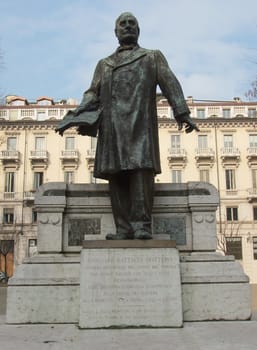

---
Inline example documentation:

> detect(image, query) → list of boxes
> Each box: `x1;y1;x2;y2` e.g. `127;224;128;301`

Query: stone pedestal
79;240;183;328
6;255;80;324
6;182;252;324
180;252;251;321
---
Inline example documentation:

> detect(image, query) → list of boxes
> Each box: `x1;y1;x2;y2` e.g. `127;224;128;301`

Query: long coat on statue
80;46;190;180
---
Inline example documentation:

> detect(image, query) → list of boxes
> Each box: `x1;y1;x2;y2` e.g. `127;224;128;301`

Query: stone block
6;255;80;324
79;242;183;328
182;283;251;321
180;252;251;321
7;285;79;323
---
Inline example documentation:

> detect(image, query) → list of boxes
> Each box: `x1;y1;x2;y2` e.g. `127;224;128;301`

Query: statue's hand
177;114;200;133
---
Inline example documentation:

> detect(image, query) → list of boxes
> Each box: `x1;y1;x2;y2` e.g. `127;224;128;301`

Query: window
248;109;257;118
249;135;257;148
253;237;257;259
3;208;14;224
32;209;38;224
65;137;75;150
253;207;257;220
197;109;205;119
33;172;44;190
37;110;47;121
7;137;16;150
171;170;182;183
10;99;25;106
38;99;51;106
198;135;208;149
9;110;18;121
222;109;231;118
252;169;257;189
35;137;45;150
199;169;210;182
226;207;238;221
28;239;37;257
91;137;97;150
5;172;15;192
64;171;74;184
171;135;181;149
223;134;233;148
225;237;242;260
225;169;236;190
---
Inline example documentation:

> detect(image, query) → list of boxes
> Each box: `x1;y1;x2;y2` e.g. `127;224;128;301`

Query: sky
0;0;256;103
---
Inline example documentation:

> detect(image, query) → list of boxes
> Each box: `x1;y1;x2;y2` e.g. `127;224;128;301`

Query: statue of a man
65;12;199;240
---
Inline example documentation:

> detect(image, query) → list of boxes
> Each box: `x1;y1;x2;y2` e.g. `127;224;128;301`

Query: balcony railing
220;148;240;163
30;150;48;159
0;150;20;160
195;148;214;156
85;149;96;159
0;192;36;201
168;148;187;157
247;147;257;156
3;192;16;200
220;147;240;156
247;188;257;202
24;191;35;200
60;150;79;159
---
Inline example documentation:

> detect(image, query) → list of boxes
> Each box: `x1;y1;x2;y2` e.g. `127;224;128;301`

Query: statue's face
115;14;139;45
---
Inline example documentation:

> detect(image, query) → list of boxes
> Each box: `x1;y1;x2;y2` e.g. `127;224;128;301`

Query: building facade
0;95;257;284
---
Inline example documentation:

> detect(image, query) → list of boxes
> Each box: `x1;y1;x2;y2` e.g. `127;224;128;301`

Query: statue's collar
116;43;139;52
104;46;147;68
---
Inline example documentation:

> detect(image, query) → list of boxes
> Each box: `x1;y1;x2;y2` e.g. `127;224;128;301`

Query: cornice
158;117;257;129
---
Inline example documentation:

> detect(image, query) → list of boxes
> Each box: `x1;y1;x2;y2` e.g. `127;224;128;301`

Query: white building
0;95;257;287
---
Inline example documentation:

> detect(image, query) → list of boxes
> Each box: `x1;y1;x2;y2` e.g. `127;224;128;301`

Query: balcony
23;191;35;205
29;150;48;169
0;150;20;169
2;192;16;200
220;147;240;166
167;148;187;168
195;148;215;167
85;149;96;169
247;188;257;203
247;147;257;166
60;150;80;169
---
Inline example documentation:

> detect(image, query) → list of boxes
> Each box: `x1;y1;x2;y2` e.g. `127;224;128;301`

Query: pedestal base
79;240;183;328
6;255;80;324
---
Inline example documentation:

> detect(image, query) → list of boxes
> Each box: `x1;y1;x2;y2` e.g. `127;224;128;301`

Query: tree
217;220;242;257
245;76;257;101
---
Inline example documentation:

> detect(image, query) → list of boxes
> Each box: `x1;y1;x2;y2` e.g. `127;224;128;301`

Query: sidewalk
0;313;257;350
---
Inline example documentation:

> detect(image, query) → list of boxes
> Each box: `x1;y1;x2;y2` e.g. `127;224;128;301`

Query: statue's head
115;12;140;45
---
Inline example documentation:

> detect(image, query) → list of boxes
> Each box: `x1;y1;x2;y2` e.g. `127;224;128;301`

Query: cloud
0;0;256;100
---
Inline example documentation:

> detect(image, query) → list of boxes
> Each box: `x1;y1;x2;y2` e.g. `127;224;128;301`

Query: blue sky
0;0;256;102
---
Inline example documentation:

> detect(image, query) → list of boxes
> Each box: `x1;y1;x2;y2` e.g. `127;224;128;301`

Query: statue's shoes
105;233;132;240
134;230;152;240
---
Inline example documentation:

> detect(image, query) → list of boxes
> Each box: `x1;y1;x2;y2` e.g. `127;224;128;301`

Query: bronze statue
56;12;199;240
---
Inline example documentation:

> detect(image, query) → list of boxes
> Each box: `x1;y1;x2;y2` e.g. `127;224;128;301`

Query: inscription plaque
153;216;186;245
68;218;100;246
79;247;183;328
